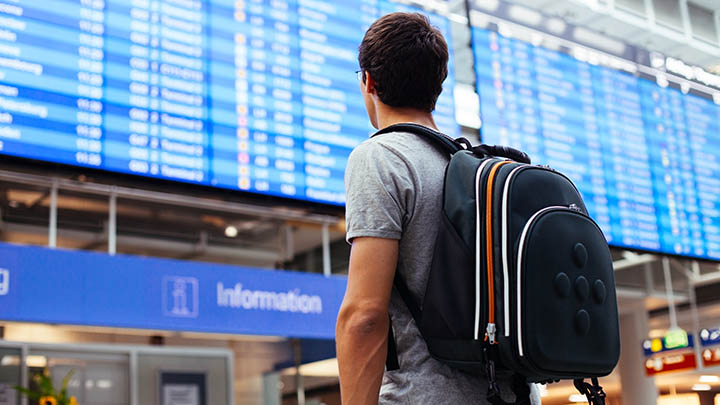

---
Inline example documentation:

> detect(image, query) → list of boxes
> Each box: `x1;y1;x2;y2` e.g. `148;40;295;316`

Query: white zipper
474;159;494;340
501;165;525;337
515;205;570;357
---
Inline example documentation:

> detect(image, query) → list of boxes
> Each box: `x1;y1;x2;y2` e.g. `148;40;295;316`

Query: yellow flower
39;397;57;405
69;397;78;405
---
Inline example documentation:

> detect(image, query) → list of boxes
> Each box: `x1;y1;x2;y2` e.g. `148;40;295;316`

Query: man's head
358;12;449;127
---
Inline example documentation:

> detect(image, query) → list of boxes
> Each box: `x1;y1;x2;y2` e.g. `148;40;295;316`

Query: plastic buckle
456;137;473;150
573;378;606;405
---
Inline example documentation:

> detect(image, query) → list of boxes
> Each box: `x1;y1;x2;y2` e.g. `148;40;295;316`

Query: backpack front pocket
514;206;620;379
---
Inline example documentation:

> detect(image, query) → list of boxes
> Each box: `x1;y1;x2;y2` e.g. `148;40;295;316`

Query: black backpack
375;124;620;405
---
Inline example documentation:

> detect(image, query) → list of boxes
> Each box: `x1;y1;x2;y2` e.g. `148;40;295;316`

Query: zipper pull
486;323;497;345
568;203;581;212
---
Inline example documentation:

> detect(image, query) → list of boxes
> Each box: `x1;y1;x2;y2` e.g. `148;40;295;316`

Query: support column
49;180;58;248
690;262;703;372
618;300;658;405
20;344;28;405
129;350;139;405
262;372;282;405
108;190;117;255
293;339;305;405
322;223;331;277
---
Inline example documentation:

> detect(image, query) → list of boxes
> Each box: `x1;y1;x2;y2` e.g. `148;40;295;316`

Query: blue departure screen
0;0;458;205
473;28;720;261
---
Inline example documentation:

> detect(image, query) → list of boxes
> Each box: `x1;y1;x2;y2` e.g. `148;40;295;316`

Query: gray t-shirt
345;131;541;404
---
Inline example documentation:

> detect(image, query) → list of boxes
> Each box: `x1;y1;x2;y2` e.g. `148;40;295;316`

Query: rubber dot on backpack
575;309;590;335
593;280;607;304
573;242;588;268
553;272;571;298
575;276;589;301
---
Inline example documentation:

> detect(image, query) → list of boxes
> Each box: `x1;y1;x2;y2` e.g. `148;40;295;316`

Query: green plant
13;368;77;405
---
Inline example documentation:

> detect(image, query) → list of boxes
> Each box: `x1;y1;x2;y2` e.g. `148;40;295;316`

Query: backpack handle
472;144;531;164
372;123;531;164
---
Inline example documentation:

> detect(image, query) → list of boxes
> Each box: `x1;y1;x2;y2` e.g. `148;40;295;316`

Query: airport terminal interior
0;0;720;404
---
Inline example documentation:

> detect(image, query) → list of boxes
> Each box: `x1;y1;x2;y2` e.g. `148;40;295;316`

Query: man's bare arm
336;237;398;405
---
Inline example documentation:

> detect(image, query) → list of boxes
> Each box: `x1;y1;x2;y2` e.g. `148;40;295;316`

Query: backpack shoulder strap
372;123;531;164
372;123;468;155
386;271;421;371
374;123;450;371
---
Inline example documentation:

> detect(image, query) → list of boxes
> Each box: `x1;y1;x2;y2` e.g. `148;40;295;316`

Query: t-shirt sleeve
344;140;416;243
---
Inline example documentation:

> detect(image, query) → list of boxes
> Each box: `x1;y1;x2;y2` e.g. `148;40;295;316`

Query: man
336;12;539;405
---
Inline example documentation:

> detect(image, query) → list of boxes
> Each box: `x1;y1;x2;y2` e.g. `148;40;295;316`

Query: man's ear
363;71;376;95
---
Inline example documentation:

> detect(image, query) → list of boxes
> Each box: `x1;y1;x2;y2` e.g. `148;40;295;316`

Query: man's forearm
337;237;398;404
336;307;389;405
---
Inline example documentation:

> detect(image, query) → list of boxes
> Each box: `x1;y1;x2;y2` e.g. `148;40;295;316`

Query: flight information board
0;0;458;205
473;27;720;261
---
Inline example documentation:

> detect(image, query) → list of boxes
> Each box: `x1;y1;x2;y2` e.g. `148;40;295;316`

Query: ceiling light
692;384;711;391
454;84;481;129
280;358;339;377
224;225;238;238
0;356;19;366
530;33;543;46
700;375;719;383
474;0;499;12
469;10;492;28
650;52;665;69
649;329;666;338
578;0;600;11
508;5;542;26
497;22;514;38
545;18;566;34
96;379;113;389
25;355;47;368
447;13;468;24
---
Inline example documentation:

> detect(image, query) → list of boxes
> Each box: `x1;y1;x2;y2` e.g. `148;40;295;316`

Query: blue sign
700;328;720;347
0;242;346;339
642;335;695;357
472;25;720;261
0;0;458;206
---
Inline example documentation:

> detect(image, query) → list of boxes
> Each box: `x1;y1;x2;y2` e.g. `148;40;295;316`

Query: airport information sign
473;27;720;261
0;0;458;205
0;241;346;338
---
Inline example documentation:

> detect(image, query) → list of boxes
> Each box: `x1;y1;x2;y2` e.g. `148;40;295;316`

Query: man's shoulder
352;131;446;163
367;130;436;148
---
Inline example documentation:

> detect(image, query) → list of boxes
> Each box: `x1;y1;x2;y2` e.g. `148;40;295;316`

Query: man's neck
376;106;438;132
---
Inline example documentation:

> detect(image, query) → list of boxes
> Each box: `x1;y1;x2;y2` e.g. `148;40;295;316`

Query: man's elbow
337;304;388;339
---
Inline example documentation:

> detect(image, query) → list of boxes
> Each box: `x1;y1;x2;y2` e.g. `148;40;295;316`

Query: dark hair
358;12;449;113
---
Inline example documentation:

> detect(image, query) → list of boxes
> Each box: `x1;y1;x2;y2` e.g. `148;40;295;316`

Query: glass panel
688;3;718;43
617;0;647;16
653;0;684;31
0;348;21;405
137;354;229;405
29;351;129;405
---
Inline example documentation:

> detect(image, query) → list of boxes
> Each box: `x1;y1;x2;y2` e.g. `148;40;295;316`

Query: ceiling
689;0;720;12
472;0;720;72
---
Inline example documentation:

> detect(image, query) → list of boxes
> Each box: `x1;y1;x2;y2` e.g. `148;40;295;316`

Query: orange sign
702;347;720;367
645;352;697;375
